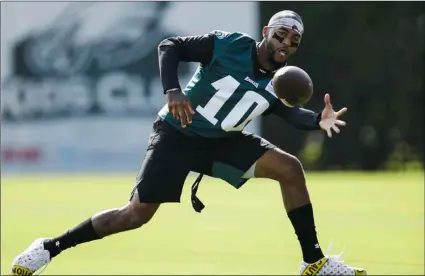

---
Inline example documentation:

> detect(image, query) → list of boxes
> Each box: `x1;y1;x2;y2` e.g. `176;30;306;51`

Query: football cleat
11;238;51;275
299;243;367;275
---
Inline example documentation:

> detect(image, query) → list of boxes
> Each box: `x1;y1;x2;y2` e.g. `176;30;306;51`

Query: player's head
262;10;304;66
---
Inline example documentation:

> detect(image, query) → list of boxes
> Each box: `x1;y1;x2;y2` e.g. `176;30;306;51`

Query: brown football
272;66;313;107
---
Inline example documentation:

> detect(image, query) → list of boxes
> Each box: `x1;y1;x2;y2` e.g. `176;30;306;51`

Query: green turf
1;171;424;275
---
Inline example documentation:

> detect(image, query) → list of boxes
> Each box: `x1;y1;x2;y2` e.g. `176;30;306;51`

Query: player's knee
122;202;159;229
131;203;158;226
283;154;305;181
259;148;304;183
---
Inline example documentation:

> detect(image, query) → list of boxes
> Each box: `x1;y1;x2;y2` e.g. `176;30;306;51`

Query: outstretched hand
319;94;347;138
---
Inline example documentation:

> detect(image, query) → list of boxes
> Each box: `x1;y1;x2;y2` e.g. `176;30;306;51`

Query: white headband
267;10;304;35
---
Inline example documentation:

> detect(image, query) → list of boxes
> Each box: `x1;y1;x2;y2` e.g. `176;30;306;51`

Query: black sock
44;218;101;259
287;203;325;263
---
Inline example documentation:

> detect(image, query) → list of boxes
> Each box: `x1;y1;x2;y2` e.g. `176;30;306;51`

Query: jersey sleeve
158;34;215;93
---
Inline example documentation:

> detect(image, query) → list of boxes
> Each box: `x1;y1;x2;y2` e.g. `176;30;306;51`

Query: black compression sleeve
158;33;215;93
268;101;321;131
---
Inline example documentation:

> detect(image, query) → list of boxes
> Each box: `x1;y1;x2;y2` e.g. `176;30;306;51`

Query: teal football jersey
158;30;279;137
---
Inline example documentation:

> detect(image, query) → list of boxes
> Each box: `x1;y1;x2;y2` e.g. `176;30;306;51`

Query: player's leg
10;117;192;275
253;145;366;275
10;185;161;276
43;191;160;256
210;133;366;275
254;147;324;261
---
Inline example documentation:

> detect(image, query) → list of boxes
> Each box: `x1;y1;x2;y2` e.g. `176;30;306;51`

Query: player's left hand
319;93;347;138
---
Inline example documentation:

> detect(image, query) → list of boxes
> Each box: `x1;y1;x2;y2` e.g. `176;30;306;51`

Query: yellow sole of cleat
301;257;328;275
11;265;33;276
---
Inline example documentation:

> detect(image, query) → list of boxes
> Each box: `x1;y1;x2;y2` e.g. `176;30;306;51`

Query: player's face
264;27;301;64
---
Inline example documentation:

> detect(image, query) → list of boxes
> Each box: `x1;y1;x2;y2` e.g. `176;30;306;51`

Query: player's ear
262;26;269;39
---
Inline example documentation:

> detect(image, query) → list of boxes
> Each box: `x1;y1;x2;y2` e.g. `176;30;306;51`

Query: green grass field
1;171;424;275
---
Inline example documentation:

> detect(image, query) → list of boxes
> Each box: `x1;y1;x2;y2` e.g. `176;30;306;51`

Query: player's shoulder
209;30;255;45
206;30;256;66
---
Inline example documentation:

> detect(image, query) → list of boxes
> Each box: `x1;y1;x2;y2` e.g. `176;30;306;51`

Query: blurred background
1;2;424;275
2;1;261;173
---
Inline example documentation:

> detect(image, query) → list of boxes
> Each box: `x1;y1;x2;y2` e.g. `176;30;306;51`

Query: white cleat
10;238;51;275
299;243;367;275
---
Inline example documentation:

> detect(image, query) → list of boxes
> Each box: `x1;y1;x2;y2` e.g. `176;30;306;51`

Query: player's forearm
286;107;321;130
158;40;182;93
271;103;321;130
158;34;215;93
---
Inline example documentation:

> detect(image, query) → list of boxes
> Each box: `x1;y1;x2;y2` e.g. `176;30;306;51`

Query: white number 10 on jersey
196;75;270;132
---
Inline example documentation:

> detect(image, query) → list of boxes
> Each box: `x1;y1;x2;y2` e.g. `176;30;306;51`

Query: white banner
1;2;259;173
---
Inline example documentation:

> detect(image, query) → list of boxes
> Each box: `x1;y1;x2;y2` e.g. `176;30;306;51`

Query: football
272;66;313;107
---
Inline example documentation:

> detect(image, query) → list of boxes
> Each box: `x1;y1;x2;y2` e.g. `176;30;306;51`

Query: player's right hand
165;88;195;128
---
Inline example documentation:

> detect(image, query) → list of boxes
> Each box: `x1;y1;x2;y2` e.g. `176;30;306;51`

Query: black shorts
130;117;276;204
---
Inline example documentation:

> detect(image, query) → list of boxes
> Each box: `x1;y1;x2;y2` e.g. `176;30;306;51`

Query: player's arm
158;33;214;93
267;101;321;131
268;94;348;137
158;33;215;128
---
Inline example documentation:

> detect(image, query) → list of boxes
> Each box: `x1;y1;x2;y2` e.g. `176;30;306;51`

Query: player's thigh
130;117;194;203
205;133;277;188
